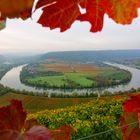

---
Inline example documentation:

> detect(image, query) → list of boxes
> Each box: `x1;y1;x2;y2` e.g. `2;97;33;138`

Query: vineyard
0;0;140;139
28;96;126;140
0;92;94;112
0;90;139;139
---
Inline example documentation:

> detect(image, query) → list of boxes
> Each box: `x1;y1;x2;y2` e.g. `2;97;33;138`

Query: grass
0;92;95;112
64;73;93;86
28;73;93;87
23;62;131;88
28;76;66;87
27;70;129;88
101;69;129;80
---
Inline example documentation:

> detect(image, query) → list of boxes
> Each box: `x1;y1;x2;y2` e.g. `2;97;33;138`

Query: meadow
20;62;131;89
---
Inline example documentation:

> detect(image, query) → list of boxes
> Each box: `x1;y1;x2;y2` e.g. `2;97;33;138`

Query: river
1;62;140;94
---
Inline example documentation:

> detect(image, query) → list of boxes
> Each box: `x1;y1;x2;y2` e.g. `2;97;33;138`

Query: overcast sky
0;9;140;55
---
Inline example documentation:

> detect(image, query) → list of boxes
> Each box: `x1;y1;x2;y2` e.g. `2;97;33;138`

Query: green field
27;70;129;88
27;73;93;87
20;62;131;89
100;69;130;80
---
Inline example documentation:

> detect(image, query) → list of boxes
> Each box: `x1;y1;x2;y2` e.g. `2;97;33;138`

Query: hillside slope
0;55;6;63
40;50;140;62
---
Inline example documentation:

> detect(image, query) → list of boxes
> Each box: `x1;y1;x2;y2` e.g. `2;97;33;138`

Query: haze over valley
1;1;140;139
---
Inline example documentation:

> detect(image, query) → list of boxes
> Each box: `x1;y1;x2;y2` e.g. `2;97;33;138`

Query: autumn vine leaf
128;128;140;140
77;0;108;32
0;100;52;140
51;125;76;140
0;100;76;140
106;0;140;24
36;0;140;32
0;0;34;19
35;0;81;32
121;94;140;140
0;0;34;30
123;94;140;112
0;100;26;131
35;0;107;32
0;0;140;32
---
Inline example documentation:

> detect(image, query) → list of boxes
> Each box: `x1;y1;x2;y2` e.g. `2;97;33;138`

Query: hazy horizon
1;49;140;57
0;9;140;56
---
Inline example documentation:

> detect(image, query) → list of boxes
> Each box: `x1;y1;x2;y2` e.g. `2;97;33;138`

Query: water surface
1;62;140;94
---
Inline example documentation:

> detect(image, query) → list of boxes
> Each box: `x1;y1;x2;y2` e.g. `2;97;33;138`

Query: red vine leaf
36;0;81;32
51;125;76;140
121;94;140;139
25;126;52;140
123;94;140;112
0;0;34;19
78;0;108;32
0;0;140;32
120;112;138;140
128;128;140;140
120;116;129;140
24;119;39;131
0;130;26;140
106;0;140;24
0;100;75;140
0;100;26;131
35;0;55;9
36;0;140;32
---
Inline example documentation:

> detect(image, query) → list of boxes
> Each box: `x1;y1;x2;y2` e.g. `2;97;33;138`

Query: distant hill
40;50;140;62
0;55;6;63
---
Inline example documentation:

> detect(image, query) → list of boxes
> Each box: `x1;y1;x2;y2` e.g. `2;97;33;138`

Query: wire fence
77;121;139;140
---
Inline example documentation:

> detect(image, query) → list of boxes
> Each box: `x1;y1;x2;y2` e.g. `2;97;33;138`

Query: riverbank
20;62;131;89
1;62;140;94
0;64;15;80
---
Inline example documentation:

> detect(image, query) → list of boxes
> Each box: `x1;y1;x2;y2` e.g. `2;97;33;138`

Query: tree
0;0;140;32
